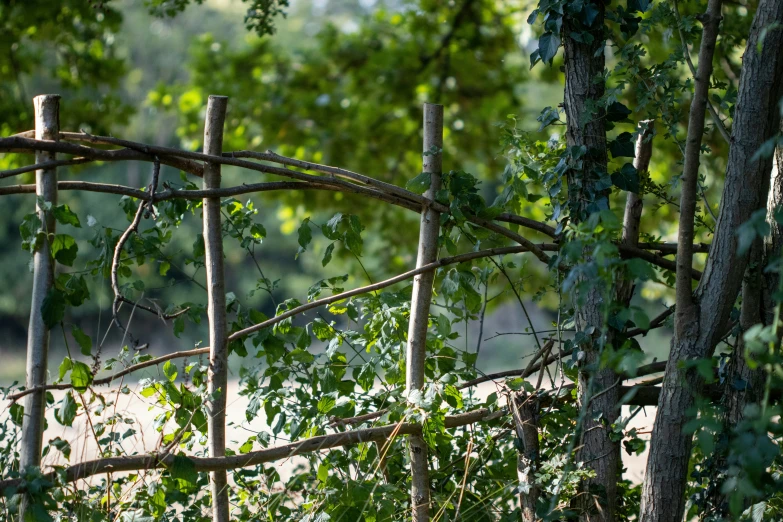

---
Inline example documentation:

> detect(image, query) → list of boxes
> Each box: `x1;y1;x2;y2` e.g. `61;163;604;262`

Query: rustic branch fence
0;94;692;520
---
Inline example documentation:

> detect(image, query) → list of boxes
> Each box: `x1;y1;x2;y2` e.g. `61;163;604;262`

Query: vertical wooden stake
21;94;60;471
617;120;654;305
202;95;229;522
405;102;443;522
20;94;60;518
508;392;540;522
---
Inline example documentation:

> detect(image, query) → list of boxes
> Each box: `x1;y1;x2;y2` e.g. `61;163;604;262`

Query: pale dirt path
3;377;652;486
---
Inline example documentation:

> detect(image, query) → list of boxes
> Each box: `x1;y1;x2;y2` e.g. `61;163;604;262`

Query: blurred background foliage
0;0;747;378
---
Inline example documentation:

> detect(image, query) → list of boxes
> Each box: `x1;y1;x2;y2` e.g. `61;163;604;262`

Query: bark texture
709;123;783;517
405;103;443;522
640;1;783;520
202;95;230;522
20;94;60;519
563;4;619;520
509;392;540;522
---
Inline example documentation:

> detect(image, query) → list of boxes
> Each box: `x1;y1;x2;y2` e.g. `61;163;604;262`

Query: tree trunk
202;95;230;522
19;94;60;519
709;123;783;517
405;103;443;522
562;3;620;520
640;1;783;519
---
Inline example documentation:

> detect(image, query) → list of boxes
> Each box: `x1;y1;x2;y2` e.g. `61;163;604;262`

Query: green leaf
324;213;343;239
51;234;78;266
192;234;205;259
357;363;375;392
60;274;90;307
70;361;93;391
443;384;464;409
71;325;92;356
538;32;561;64
322;242;335;267
625;258;657;280
10;403;24;426
52;204;81;227
627;0;652;13
50;437;72;461
59;358;73;381
55;391;77;427
296;218;312;257
173;316;185;338
317;395;336;414
42;289;67;328
606;102;632;122
608;132;635;158
536;106;560;131
19;213;43;253
289;348;314;364
163;360;178;382
345;229;363;257
312;319;333;341
239;436;255;454
250;222;267;239
582;4;600;25
406;172;432;194
170;454;198;484
159;261;171;276
611;163;640;193
317;462;329;483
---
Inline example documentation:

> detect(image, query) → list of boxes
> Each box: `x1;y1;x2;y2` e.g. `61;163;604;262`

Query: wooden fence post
19;94;60;518
405;102;443;522
202;95;230;522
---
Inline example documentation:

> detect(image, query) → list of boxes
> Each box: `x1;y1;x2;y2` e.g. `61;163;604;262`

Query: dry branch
0;136;203;176
227;245;531;342
3;343;203;403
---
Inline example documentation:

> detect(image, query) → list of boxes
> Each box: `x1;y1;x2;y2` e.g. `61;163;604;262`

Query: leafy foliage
1;0;782;521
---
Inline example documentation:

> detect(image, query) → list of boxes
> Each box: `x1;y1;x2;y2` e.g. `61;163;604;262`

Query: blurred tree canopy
0;0;749;341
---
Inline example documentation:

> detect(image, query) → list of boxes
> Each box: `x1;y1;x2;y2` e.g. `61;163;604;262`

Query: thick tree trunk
562;4;619;520
202;95;230;522
709;125;783;517
19;94;60;519
405;103;443;522
640;1;783;520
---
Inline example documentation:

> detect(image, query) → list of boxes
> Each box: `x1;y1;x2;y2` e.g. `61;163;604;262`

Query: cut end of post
34;95;60;142
204;95;228;158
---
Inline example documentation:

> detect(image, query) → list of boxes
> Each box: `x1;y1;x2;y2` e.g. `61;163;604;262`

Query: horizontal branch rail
0;137;203;176
1;136;711;269
0;384;671;496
